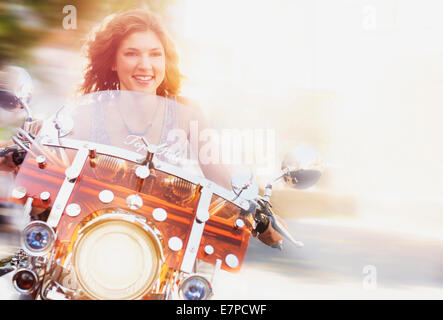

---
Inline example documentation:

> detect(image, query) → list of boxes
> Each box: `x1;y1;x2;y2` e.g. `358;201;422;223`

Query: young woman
78;8;285;247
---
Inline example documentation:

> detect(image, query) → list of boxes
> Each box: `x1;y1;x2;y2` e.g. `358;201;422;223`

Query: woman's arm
177;96;284;247
175;96;230;188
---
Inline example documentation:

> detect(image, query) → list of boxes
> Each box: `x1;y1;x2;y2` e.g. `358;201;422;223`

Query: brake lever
255;198;304;248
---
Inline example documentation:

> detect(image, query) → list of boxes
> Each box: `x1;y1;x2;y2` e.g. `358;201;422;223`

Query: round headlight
72;214;163;300
179;275;213;300
22;221;56;256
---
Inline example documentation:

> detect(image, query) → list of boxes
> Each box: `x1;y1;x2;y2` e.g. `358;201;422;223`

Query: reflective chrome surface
21;221;56;256
281;145;324;189
11;186;26;199
39;191;50;201
168;237;183;252
0;66;33;112
98;190;114;204
225;254;239;269
231;172;259;201
178;275;213;300
66;203;81;217
126;194;143;210
72;212;163;300
152;208;167;222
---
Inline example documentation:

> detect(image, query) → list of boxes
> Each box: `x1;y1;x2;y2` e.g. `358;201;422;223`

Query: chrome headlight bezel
12;268;39;293
21;221;56;256
178;274;213;300
71;211;164;300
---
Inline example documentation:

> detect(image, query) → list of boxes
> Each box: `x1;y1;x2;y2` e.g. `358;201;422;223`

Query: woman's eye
151;52;163;57
124;52;138;57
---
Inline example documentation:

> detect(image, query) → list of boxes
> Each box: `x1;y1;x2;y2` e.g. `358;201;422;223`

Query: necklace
117;99;163;136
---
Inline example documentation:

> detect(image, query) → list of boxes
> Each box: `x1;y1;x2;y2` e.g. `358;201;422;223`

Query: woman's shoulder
175;96;202;112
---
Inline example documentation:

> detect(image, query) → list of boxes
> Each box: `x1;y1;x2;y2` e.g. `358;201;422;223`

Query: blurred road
1;216;443;299
213;218;443;299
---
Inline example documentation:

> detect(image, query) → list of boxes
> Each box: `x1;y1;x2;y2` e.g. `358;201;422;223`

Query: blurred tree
0;0;176;67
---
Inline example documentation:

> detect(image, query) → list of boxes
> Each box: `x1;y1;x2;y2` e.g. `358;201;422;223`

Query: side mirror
281;145;324;189
0;66;33;116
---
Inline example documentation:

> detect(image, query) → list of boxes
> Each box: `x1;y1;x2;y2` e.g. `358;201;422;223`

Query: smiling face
113;30;166;95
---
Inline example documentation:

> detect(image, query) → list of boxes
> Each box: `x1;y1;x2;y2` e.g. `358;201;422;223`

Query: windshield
14;90;253;273
43;90;207;175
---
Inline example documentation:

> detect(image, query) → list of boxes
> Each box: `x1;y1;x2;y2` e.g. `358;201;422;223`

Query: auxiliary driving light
22;221;56;256
12;268;38;293
179;275;213;300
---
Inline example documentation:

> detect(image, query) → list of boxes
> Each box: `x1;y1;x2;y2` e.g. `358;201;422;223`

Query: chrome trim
180;187;213;273
11;135;30;152
40;191;50;201
23;197;33;217
234;218;245;229
11;186;26;199
71;211;165;300
12;268;38;294
21;220;56;256
152;208;167;222
211;258;222;286
135;165;150;179
66;203;81;217
126;194;143;210
98;190;114;204
41;137;250;211
41;137;143;164
47;147;89;228
168;237;183;251
225;254;239;269
47;180;76;228
36;155;46;168
204;245;214;255
178;274;213;300
65;147;89;182
16;128;35;144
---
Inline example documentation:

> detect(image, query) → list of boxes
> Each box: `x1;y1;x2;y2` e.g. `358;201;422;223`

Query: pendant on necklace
124;122;153;136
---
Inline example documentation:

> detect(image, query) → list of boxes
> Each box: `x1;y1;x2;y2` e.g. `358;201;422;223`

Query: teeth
134;76;153;81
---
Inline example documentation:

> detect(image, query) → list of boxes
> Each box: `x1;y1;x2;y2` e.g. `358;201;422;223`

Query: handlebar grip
0;147;16;157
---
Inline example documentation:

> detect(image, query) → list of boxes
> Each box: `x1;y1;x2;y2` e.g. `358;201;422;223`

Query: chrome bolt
152;208;167;222
204;245;214;255
135;165;150;179
11;186;26;199
126;194;143;210
40;191;50;201
225;254;239;268
235;218;245;229
168;237;183;251
36;155;46;168
66;203;81;217
99;190;114;204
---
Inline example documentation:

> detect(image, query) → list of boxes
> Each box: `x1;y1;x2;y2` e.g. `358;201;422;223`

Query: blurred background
0;0;442;299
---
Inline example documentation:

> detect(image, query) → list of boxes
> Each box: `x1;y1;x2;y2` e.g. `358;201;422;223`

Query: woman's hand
0;140;19;172
252;212;288;247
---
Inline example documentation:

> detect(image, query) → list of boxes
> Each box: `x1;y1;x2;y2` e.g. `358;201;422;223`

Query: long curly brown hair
79;9;182;97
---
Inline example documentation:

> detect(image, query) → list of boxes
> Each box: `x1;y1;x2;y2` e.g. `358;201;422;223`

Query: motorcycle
0;66;323;300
